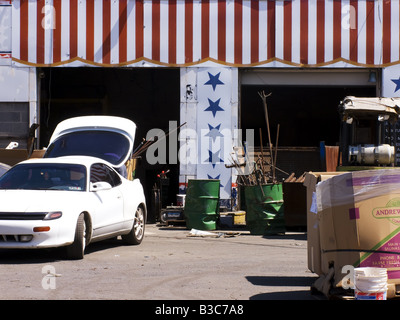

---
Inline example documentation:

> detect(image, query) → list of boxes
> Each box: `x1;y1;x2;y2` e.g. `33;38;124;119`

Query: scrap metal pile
227;90;285;186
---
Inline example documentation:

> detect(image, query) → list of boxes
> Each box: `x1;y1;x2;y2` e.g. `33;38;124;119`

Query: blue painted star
204;72;224;91
204;98;224;117
392;77;400;92
207;174;224;187
205;123;224;142
206;150;224;168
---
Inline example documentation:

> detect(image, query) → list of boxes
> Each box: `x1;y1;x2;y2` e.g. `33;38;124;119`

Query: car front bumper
0;220;73;249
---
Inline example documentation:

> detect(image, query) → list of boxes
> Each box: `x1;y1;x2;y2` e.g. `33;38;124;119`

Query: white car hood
0;190;86;213
44;116;137;168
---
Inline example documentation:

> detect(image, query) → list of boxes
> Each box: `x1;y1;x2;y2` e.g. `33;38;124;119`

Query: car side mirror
90;181;112;192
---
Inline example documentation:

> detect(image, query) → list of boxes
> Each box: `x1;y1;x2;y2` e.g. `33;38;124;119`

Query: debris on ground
187;229;241;238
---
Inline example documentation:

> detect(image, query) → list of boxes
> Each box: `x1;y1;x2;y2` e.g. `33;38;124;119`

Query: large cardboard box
304;172;346;275
316;169;400;297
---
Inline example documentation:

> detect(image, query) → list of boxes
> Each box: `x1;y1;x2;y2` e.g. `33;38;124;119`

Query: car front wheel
122;206;145;245
66;213;86;260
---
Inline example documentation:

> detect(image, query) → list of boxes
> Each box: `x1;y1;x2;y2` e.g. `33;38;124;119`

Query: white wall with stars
179;67;239;205
383;65;400;98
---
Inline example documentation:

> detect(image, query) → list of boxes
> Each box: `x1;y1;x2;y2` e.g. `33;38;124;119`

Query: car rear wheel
66;213;86;260
122;206;145;245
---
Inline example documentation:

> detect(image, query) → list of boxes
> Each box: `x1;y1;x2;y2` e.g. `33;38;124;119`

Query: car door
90;163;124;237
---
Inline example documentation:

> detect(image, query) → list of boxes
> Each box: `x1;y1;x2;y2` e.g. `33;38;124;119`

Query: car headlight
43;211;62;220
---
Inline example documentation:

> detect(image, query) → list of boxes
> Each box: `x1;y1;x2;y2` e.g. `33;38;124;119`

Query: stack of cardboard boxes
305;170;400;299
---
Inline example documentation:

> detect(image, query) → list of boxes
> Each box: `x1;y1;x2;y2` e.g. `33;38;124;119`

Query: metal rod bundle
226;91;288;186
131;122;187;159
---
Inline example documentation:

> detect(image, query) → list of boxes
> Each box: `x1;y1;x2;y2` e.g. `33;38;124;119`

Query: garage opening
240;70;377;179
39;67;180;221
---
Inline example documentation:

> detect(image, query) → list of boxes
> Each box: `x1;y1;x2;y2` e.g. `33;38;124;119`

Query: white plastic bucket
354;267;388;300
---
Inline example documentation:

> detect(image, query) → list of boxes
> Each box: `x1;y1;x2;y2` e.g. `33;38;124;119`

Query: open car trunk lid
44;116;136;169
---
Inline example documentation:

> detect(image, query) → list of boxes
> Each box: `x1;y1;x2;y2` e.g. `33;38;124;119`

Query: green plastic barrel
184;179;220;230
244;183;285;235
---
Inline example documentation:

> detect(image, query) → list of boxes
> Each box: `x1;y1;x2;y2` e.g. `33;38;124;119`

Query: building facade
1;0;400;206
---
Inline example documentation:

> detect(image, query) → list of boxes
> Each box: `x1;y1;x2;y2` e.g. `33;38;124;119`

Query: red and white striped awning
11;0;400;68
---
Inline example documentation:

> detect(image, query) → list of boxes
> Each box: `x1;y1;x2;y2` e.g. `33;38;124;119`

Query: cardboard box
0;149;45;166
316;169;400;297
304;172;347;275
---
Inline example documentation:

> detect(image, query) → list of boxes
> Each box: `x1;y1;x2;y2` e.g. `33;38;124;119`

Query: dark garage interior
38;67;181;221
240;84;377;179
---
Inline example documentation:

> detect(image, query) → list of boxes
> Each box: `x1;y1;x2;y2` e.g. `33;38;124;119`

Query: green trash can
184;179;220;230
244;183;285;235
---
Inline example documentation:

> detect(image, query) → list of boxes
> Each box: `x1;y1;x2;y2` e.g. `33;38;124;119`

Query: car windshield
44;130;130;166
0;163;87;191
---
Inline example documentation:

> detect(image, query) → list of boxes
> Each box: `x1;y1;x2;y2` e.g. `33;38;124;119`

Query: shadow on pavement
250;290;318;300
246;275;322;300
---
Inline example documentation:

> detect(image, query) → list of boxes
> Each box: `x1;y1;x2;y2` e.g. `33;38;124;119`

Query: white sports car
0;116;146;259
